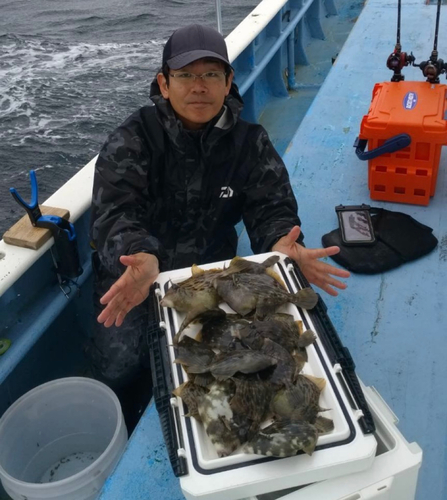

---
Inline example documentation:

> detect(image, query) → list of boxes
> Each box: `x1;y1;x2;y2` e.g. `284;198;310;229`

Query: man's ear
157;73;169;99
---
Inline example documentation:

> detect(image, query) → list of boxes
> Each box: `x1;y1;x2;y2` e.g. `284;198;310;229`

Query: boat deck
99;0;447;498
260;0;362;156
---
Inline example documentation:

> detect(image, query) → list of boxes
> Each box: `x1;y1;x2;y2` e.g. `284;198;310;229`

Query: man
89;24;349;432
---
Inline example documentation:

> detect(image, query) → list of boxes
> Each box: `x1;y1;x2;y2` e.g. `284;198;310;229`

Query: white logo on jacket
219;186;234;198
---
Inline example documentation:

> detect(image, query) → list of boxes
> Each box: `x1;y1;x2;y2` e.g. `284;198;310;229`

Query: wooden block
3;206;71;250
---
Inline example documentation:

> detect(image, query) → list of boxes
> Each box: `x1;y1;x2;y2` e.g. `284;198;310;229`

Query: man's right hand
97;252;160;328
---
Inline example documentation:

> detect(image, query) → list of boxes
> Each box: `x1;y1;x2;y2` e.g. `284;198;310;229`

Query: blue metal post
306;0;325;40
288;32;299;90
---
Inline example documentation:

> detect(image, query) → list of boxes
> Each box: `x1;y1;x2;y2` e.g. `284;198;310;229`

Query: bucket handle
354;133;411;161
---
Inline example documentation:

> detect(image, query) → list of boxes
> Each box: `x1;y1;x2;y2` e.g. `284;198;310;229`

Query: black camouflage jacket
90;78;302;275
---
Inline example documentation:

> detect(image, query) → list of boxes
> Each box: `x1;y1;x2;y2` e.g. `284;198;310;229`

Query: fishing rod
386;0;415;81
413;0;447;83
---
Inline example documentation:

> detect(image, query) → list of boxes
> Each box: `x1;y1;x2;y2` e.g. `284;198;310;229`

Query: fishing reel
386;44;415;82
413;50;447;84
387;0;446;83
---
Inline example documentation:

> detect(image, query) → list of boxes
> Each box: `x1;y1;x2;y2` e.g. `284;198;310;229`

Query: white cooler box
147;252;422;500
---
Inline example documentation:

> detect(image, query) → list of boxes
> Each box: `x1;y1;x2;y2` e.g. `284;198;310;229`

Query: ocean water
0;0;258;236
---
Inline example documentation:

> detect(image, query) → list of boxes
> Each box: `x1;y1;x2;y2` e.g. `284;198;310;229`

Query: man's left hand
272;226;350;296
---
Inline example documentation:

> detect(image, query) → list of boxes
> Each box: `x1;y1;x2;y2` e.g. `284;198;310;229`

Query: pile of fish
160;256;334;459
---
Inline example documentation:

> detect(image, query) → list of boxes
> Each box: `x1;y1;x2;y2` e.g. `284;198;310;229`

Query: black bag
322;207;438;274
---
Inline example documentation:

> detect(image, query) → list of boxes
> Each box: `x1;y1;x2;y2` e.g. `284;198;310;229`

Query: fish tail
291;288;318;309
302;439;317;456
315;415;334;434
298;329;317;347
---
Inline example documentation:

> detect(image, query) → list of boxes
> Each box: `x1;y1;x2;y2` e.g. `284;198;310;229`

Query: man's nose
191;76;208;91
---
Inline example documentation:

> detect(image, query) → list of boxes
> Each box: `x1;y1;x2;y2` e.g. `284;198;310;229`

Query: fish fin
261;255;280;269
217;257;251;276
227;256;246;270
315;416;334;434
191;264;205;276
187;365;210;374
175;305;211;344
298;330;317;347
265;268;287;289
318;406;332;413
172;329;183;346
172;382;188;397
190;412;203;422
303;374;327;391
302;440;317;456
291;288;319;309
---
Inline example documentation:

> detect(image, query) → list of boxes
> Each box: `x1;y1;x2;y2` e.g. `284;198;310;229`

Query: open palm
97;253;159;327
272;226;350;296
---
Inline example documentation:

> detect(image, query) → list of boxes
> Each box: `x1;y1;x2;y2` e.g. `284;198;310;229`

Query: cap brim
167;50;230;70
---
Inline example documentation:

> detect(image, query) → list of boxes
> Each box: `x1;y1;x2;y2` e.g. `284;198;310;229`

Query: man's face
157;58;233;130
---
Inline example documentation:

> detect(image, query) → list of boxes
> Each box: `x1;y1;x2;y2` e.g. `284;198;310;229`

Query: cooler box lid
149;252;377;500
360;81;447;140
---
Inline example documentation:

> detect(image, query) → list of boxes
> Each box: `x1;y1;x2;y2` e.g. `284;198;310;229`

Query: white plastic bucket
0;377;128;500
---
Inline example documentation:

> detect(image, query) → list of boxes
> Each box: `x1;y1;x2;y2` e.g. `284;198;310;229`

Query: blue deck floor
99;0;447;498
281;0;447;498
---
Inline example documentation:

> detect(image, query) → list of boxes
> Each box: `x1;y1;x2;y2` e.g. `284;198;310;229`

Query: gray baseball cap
162;24;231;70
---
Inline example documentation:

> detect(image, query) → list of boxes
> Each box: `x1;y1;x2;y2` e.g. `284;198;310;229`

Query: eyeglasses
169;71;227;85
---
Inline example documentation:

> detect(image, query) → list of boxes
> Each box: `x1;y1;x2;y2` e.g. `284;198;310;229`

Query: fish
173;335;216;369
244;418;319;457
246;337;297;387
230;377;273;439
273;317;317;374
233;315;316;377
217;255;285;285
160;265;223;345
214;272;318;318
267;313;317;348
270;374;327;423
187;349;277;381
235;315;316;353
197;380;242;457
193;309;251;352
165;256;329;459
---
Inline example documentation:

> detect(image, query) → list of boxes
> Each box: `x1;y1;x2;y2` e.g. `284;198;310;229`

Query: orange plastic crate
357;81;447;205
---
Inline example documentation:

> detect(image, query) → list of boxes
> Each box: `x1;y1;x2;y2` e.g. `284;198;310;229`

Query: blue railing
230;0;336;122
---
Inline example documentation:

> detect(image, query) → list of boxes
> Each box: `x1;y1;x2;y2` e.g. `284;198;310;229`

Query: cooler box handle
354;133;411;161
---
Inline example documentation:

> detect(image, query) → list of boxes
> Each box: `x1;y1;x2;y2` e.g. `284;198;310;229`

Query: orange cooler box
355;81;447;205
